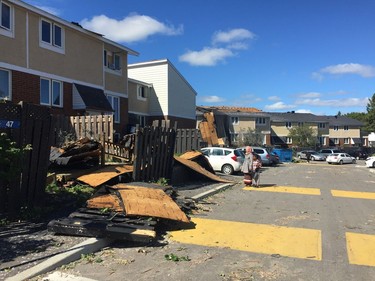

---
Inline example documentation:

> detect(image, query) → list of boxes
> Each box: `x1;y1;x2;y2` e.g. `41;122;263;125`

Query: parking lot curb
5;238;113;281
190;183;235;201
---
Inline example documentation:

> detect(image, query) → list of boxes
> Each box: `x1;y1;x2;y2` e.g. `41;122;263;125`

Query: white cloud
199;95;226;103
80;14;183;43
295;97;368;107
212;28;255;45
316;63;375;78
264;102;296;111
295;109;312;113
179;47;234;66
268;96;281;101
297;92;321;98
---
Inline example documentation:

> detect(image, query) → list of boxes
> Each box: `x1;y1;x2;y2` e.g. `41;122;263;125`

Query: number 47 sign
0;119;21;128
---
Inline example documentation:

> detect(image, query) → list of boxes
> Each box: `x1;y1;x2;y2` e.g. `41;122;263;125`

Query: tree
287;125;318;148
239;128;264;147
343;112;367;123
366;93;375;132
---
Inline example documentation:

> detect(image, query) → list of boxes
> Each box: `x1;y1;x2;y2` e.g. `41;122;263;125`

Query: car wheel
298;155;301;159
372;162;375;168
339;160;343;165
222;164;234;175
311;156;315;161
352;159;356;164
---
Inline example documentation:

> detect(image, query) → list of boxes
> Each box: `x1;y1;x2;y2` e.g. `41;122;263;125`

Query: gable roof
317;115;364;126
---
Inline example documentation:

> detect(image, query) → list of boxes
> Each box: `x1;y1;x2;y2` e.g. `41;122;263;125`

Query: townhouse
0;0;138;137
196;107;367;148
128;59;197;129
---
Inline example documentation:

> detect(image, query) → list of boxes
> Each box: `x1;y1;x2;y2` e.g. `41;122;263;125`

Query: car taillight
266;154;270;159
231;155;238;162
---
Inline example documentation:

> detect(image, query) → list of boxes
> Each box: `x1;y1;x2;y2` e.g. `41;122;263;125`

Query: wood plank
77;165;133;187
114;184;190;223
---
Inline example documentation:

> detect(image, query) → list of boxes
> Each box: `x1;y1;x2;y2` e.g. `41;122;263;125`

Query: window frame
231;117;239;125
285;122;292;128
40;18;64;53
0;1;13;37
256;117;266;125
344;125;349;131
286;137;292;144
319;123;326;129
40;77;63;107
107;95;120;124
344;138;350;144
0;68;11;100
104;50;122;72
334;138;339;145
137;85;147;100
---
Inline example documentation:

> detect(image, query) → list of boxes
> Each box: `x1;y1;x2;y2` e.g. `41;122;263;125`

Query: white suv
200;147;245;175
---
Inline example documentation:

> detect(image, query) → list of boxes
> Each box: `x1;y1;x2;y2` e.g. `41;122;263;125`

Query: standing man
241;146;254;186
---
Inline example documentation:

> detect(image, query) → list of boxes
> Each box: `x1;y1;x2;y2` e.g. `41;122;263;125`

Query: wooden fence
175;128;205;154
51;114;113;146
132;125;176;182
0;102;52;214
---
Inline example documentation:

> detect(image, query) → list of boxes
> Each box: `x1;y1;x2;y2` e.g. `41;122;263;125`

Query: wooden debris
77;165;133;187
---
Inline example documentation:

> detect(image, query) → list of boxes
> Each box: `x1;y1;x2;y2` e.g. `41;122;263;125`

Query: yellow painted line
170;218;322;260
243;185;321;195
331;190;375;200
346;232;375;266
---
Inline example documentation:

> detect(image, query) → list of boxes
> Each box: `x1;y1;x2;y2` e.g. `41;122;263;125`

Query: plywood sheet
114;184;190;223
174;156;232;183
86;193;123;212
77;165;133;187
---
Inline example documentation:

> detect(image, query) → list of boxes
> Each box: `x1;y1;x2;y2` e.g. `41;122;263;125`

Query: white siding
128;61;168;116
128;59;197;120
168;64;196;119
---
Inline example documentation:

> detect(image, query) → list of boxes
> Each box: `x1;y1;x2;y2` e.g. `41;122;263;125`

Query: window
104;50;121;71
137;115;146;127
298;122;304;127
256;117;266;125
1;2;10;30
230;133;238;142
212;148;224;156
0;69;10;100
319;137;326;145
107;95;120;123
333;126;339;131
137;85;147;100
231;117;239;125
344;138;350;144
40;19;64;51
286;137;292;144
334;138;339;145
319;123;326;129
40;78;62;107
344;126;349;131
285;122;292;128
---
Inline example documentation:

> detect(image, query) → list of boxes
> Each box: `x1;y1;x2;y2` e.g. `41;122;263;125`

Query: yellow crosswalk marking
346;232;375;266
331;190;375;200
243;185;321;195
170;218;322;260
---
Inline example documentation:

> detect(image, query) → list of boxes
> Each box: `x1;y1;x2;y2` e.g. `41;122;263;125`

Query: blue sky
25;0;375;115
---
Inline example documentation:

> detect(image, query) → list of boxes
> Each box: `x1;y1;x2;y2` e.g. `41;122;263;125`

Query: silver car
326;153;356;165
297;150;326;161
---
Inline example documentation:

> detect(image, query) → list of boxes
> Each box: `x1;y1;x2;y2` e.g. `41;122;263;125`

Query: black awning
352;138;362;144
74;84;114;112
271;136;286;144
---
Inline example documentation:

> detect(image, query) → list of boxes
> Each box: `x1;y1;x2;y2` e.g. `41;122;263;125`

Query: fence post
101;132;106;167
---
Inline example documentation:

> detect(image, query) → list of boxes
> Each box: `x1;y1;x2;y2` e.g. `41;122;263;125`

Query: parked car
318;148;341;157
365;156;375;168
297;150;326;161
270;152;280;165
239;146;274;166
200;147;245;175
326;153;356;165
346;149;369;160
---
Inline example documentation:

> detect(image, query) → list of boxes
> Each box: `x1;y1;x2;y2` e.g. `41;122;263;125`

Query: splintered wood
88;184;190;223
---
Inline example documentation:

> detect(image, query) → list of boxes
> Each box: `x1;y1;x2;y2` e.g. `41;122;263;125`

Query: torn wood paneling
77;165;133;187
86;193;123;212
113;184;190;223
173;156;232;183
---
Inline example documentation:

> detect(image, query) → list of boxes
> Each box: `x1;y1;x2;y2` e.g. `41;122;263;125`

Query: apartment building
196;107;367;148
0;0;138;136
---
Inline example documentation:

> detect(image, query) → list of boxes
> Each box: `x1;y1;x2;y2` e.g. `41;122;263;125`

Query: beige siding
329;127;361;138
0;7;27;66
27;13;103;84
128;81;149;114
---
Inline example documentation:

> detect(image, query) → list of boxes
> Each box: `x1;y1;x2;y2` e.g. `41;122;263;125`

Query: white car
201;147;245;175
326;153;356;165
365;156;375;168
